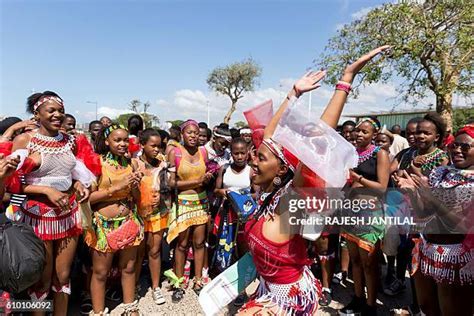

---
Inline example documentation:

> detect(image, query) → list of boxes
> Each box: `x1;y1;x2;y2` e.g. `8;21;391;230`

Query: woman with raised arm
166;119;213;302
10;91;93;316
238;46;390;316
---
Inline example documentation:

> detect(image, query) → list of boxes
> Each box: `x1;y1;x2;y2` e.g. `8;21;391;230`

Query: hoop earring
273;176;281;186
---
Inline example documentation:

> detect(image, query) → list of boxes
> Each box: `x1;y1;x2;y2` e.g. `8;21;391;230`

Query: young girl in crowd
383;114;450;314
213;138;252;265
133;128;168;306
396;124;474;316
11;91;93;316
340;116;390;316
238;46;392;316
205;124;232;167
85;124;144;316
376;125;395;161
167;120;213;302
127;115;144;158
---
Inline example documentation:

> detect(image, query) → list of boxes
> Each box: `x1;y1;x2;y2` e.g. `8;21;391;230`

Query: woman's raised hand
342;45;391;81
293;70;326;97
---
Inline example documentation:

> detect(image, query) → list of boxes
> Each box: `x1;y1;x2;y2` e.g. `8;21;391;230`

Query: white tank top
223;165;251;192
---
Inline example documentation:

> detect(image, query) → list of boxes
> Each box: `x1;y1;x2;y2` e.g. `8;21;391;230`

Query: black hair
127;115;144;137
26;91;62;114
198;122;208;129
358;116;381;133
406;117;423;127
158;129;169;141
88;120;102;131
170;125;181;132
94;124;127;155
230;128;240;139
215;125;231;138
0;117;22;134
206;128;212;141
342;120;356;128
218;123;229;130
139;128;161;145
421;112;447;147
169;125;181;141
230;137;247;151
158;130;170;149
65;114;76;122
465;118;474;125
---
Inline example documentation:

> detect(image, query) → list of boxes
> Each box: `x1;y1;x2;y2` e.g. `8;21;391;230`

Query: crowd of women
0;45;472;316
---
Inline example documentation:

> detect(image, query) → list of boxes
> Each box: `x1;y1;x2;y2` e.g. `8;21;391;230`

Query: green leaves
318;1;473;129
207;58;262;123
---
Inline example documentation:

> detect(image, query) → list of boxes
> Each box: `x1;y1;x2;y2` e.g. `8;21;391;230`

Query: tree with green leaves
234;120;247;129
319;0;473;130
207;58;262;124
167;119;184;127
453;107;474;133
129;99;141;113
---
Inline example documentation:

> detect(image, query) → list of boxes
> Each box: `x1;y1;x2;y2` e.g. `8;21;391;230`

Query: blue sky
1;0;441;127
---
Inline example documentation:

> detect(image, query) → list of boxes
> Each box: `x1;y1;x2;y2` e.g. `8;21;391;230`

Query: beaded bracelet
335;81;352;94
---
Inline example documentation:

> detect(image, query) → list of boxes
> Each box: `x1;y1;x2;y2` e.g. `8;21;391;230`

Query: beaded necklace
28;132;75;154
103;152;130;168
254;180;293;220
356;144;379;166
415;148;448;174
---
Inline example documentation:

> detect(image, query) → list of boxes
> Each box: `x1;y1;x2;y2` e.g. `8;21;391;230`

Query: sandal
89;308;109;316
192;277;204;296
122;300;142;316
80;292;93;315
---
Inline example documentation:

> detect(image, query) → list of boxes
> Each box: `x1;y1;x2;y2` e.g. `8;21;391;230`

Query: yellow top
177;149;206;185
98;157;133;202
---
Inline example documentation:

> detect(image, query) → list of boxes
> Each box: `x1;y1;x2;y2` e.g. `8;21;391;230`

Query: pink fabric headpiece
180;119;199;132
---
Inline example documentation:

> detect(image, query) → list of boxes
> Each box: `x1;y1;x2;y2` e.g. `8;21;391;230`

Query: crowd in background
0;46;473;316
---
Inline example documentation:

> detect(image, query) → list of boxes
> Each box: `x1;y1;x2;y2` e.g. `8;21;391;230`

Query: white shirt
390;134;409;157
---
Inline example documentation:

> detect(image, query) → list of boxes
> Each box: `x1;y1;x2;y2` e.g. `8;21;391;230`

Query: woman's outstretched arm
321;45;391;128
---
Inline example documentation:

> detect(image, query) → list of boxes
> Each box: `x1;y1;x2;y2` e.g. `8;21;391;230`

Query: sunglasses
448;142;474;152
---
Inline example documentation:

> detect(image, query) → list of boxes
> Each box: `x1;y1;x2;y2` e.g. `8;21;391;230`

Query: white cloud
78;79;471;128
351;6;374;20
335;5;377;31
83;106;133;120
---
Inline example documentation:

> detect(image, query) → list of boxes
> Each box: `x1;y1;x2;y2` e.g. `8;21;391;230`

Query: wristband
335;81;352;94
292;85;301;98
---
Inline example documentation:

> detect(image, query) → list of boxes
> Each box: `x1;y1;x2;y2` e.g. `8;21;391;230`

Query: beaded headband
34;96;64;112
239;128;252;135
261;138;295;172
357;117;380;132
104;124;126;138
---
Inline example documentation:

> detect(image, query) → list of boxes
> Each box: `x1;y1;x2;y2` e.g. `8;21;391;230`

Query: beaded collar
356;144;380;165
103;152;130;168
27;132;75;154
430;166;474;188
255;180;293;220
415;148;448;175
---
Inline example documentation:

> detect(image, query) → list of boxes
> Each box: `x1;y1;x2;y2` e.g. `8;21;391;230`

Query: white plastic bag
273;99;358;187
